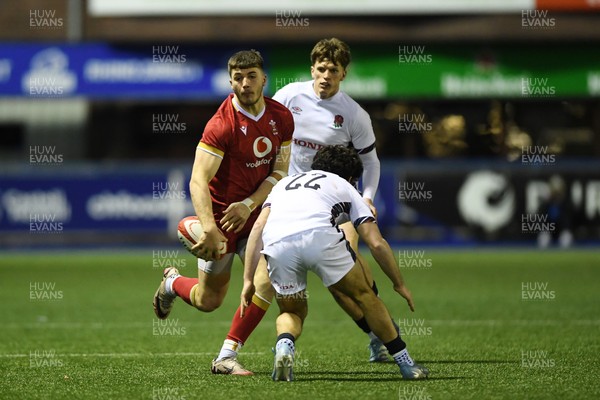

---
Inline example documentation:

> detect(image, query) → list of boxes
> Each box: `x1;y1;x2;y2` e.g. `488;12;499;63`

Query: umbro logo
291;106;302;115
240;126;247;135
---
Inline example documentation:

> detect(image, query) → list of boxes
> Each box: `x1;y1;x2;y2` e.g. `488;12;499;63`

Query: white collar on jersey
232;96;265;122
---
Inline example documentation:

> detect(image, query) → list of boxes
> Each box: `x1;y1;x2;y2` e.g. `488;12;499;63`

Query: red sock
172;277;198;306
226;295;270;345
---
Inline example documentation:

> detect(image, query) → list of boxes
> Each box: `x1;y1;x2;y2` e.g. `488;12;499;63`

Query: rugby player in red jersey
153;50;293;375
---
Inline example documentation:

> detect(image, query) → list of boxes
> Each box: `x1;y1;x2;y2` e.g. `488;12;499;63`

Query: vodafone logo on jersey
253;136;272;158
246;136;274;168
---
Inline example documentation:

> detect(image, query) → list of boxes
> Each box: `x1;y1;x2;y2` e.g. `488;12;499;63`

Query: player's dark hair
311;145;363;182
228;50;264;75
310;38;351;69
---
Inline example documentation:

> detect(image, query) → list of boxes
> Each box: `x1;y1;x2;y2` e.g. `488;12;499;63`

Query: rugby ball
177;216;227;257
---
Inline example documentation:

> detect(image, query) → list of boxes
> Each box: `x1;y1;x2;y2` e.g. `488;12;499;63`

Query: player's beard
235;90;261;108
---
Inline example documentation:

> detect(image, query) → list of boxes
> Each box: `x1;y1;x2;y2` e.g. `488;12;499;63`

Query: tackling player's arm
189;147;228;261
352;108;380;217
240;206;271;317
358;148;380;217
220;143;290;233
356;220;414;312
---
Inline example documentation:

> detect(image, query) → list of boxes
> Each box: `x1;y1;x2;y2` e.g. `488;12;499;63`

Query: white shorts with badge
262;228;356;296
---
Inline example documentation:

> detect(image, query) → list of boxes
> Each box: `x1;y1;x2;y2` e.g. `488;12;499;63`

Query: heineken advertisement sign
268;45;600;99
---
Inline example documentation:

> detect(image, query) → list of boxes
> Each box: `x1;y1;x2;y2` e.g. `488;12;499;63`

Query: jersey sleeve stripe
353;216;376;229
356;143;376;155
198;142;224;158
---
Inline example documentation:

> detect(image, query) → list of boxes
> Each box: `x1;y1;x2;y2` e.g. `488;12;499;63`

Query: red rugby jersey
199;94;294;212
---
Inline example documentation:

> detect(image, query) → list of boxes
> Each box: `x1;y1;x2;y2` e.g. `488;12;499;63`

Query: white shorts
197;238;247;275
263;229;356;295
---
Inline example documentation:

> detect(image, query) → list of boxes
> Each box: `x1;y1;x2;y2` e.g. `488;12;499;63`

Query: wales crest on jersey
269;119;279;135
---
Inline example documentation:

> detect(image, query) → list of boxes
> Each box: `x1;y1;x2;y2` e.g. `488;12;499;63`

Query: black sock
383;336;406;355
371;281;379;296
276;333;295;343
354;317;371;334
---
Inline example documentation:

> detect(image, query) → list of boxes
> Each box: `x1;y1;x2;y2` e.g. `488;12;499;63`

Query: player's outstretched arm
357;221;415;312
358;150;380;218
240;207;270;317
221;144;289;233
190;147;227;260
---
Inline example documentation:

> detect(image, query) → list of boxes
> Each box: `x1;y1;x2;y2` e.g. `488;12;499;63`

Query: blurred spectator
537;175;574;248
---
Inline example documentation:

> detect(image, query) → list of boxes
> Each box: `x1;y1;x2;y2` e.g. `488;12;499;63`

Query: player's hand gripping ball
177;216;227;257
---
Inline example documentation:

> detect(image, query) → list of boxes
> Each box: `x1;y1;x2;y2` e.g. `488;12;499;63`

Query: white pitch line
2;321;237;329
0;352;266;359
4;319;598;330
424;319;600;326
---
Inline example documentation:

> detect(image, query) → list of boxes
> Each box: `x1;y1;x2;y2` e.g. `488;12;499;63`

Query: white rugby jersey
261;170;375;246
272;81;377;176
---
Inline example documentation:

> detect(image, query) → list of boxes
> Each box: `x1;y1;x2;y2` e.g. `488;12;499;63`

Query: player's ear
310;65;316;79
340;68;347;81
262;73;267;87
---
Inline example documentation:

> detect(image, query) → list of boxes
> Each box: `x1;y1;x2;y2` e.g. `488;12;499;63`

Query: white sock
164;274;180;296
216;339;241;361
392;348;414;366
276;338;295;355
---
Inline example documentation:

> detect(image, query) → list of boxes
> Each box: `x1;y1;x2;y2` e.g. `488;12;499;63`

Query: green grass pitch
1;249;599;399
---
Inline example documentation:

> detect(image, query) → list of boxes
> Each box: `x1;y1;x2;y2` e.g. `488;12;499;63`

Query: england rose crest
333;114;344;129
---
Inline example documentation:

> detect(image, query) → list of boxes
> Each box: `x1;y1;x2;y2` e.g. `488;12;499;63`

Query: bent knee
193;296;223;312
255;282;275;302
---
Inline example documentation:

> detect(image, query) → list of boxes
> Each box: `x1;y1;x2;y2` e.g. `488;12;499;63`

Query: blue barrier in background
0;44;239;99
1;160;599;246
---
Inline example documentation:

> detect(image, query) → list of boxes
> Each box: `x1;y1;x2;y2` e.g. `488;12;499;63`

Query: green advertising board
268;44;600;99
